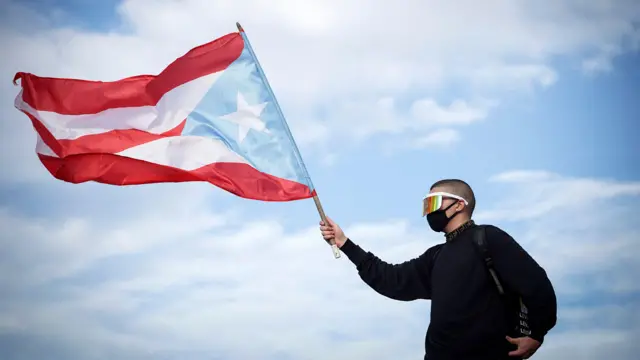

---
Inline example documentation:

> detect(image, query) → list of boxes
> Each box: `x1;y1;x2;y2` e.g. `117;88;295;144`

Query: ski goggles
423;192;469;216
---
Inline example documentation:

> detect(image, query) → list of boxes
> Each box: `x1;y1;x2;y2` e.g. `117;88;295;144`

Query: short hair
430;179;476;215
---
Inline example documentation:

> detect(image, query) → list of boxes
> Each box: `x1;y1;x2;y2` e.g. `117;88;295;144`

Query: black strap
472;226;505;295
472;227;532;337
430;227;504;296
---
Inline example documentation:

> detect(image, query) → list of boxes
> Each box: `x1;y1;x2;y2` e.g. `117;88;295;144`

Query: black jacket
340;223;557;360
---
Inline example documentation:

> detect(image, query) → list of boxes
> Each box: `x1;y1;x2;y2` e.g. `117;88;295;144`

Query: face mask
426;201;460;232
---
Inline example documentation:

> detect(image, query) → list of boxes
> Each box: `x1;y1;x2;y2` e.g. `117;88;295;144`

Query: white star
219;92;270;143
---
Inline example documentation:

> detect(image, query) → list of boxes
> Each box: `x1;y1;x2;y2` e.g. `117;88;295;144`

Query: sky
0;0;639;359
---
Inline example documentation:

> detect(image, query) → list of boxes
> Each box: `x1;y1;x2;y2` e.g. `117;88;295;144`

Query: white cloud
582;51;619;74
476;170;640;298
0;185;229;287
0;201;434;359
320;152;338;167
478;170;640;221
317;97;494;144
538;328;640;360
410;99;497;126
470;64;559;91
411;129;461;149
537;302;640;359
582;31;640;74
488;170;560;183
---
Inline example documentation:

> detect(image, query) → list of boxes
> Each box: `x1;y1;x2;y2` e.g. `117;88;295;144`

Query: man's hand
507;336;541;359
319;217;348;248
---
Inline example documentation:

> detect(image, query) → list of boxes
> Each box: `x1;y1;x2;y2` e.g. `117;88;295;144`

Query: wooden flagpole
236;22;341;259
312;193;341;259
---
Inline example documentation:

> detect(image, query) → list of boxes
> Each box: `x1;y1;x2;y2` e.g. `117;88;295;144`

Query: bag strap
429;226;505;296
472;226;505;296
472;226;532;337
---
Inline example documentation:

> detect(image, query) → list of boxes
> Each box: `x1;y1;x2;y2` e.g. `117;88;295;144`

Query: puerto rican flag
13;30;315;201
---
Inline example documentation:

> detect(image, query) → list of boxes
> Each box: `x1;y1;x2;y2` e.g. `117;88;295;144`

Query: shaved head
430;179;476;215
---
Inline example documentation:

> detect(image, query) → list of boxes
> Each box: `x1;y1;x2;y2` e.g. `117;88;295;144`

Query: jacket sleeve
485;226;558;343
339;239;436;301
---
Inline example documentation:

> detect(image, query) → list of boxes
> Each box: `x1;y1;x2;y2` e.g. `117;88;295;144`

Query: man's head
423;179;476;233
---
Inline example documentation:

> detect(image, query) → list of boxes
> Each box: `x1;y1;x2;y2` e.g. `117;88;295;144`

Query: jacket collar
445;220;476;242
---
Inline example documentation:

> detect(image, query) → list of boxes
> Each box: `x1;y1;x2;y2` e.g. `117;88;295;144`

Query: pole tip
236;22;244;32
331;244;341;259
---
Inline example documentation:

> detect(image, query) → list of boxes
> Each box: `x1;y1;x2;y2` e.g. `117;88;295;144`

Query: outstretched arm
340;239;437;301
320;217;436;301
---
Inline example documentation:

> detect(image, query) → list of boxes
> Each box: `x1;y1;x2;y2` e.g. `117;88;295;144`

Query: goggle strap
424;191;469;205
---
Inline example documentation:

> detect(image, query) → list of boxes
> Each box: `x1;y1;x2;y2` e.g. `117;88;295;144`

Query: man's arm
339;239;437;301
485;226;558;343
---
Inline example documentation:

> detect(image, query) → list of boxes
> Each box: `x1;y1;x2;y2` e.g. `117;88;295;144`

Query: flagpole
236;22;341;259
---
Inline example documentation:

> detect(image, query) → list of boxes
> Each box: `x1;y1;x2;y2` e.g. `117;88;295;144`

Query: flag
13;31;315;201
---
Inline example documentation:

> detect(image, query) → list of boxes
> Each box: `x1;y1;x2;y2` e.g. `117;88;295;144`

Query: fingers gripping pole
313;195;341;259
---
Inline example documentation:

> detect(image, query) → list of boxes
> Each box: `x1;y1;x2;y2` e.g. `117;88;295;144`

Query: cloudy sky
1;0;639;359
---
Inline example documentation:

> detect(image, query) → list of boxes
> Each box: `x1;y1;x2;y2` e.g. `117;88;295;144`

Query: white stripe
16;71;224;140
115;136;250;171
12;90;58;157
34;132;249;171
36;135;57;157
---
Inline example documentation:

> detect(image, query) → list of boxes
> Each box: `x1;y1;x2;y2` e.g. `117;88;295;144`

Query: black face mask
426;201;460;233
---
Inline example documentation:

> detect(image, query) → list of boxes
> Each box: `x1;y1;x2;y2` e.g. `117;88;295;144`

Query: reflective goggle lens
423;195;442;216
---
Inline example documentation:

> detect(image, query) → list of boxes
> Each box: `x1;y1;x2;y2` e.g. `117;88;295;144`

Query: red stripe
57;121;186;156
25;112;186;157
15;32;244;115
38;153;314;202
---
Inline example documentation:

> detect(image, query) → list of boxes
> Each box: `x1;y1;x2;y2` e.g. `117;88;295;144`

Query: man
320;179;557;360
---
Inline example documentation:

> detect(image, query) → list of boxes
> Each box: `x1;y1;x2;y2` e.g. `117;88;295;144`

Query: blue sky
0;0;639;359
